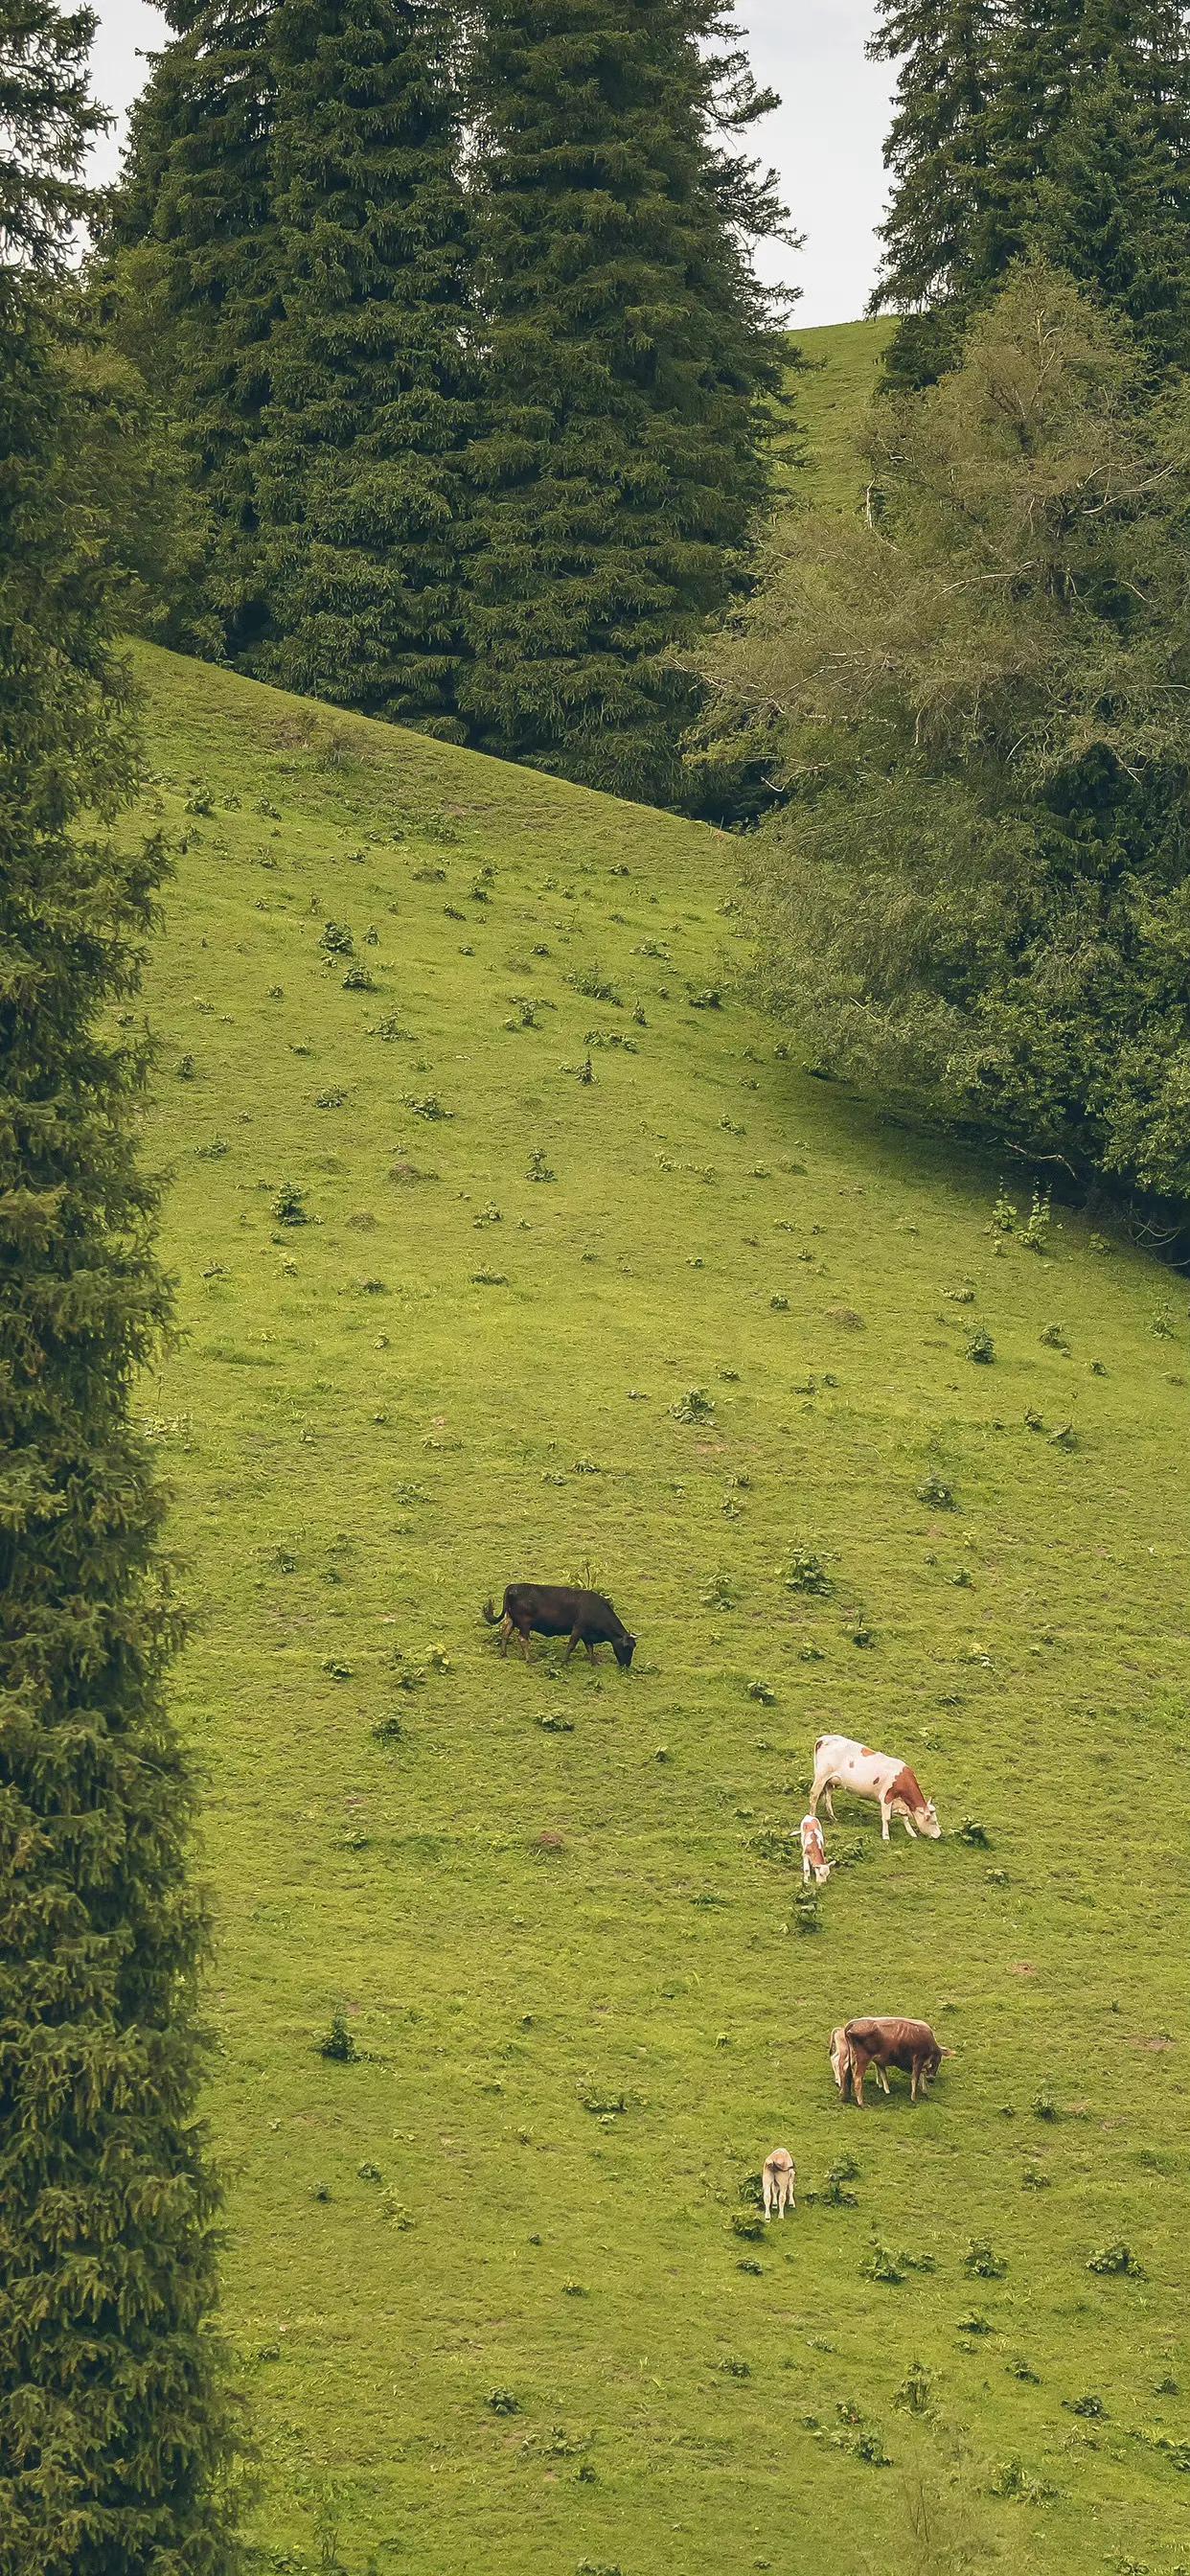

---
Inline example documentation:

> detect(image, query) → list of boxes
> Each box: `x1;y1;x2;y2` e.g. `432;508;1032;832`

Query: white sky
86;0;893;329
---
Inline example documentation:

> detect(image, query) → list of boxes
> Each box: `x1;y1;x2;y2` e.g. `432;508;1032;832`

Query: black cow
483;1584;636;1668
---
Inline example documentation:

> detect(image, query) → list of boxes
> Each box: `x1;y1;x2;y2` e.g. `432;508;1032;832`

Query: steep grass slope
791;315;893;512
126;644;1190;2576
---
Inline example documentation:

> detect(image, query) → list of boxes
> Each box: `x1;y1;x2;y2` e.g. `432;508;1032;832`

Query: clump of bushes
917;1472;956;1509
967;1327;995;1365
272;1181;309;1225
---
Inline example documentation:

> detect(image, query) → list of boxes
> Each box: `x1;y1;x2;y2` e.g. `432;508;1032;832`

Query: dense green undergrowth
126;642;1189;2574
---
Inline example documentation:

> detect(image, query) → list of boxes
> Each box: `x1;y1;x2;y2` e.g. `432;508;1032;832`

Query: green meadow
790;316;894;511
126;638;1189;2574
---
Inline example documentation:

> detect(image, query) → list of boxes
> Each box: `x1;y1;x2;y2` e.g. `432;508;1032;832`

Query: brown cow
483;1583;636;1668
831;2017;950;2107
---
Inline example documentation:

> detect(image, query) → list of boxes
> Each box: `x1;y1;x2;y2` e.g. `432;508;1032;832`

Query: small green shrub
1087;2242;1144;2277
342;962;376;992
672;1387;715;1424
317;2011;358;2062
1022;1190;1052;1254
527;1147;556;1182
486;2389;519;2415
786;1550;833;1597
917;1472;956;1510
966;1327;995;1365
319;918;355;956
272;1181;309;1225
965;2241;1006;2279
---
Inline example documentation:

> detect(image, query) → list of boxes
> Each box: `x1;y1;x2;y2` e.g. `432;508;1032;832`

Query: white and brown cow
799;1814;832;1887
810;1735;942;1844
762;2148;796;2219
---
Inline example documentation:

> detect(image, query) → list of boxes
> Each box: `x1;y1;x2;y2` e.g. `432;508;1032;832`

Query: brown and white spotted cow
810;1735;942;1844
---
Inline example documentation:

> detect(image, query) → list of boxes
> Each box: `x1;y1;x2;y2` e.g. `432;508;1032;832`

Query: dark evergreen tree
998;0;1190;371
873;0;1190;384
868;0;1007;388
0;6;239;2565
458;0;792;805
111;0;280;652
255;0;474;729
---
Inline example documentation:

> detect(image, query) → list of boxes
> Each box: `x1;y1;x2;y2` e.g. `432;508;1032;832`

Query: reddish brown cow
832;2017;950;2107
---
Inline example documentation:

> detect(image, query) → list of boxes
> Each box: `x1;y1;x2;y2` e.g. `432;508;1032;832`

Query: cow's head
830;2027;852;2096
919;1799;942;1839
614;1633;636;1669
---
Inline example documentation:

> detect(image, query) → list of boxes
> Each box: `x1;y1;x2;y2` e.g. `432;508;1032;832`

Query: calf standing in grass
483;1583;636;1667
810;1735;942;1843
799;1815;831;1886
762;2150;796;2219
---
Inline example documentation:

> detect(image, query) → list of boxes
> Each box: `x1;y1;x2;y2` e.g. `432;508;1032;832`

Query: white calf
799;1814;832;1886
762;2149;796;2219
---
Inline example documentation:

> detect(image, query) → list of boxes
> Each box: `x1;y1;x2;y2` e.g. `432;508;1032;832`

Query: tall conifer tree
255;0;473;727
872;0;1190;382
995;0;1190;370
868;0;1006;387
113;0;280;651
0;7;238;2565
458;0;791;805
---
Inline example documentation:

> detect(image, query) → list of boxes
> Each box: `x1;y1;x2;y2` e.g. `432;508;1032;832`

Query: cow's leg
880;1798;892;1842
802;1855;812;1884
902;1812;918;1838
562;1627;581;1663
584;1641;596;1664
877;2066;890;2095
498;1614;514;1657
518;1624;534;1662
851;2053;867;2109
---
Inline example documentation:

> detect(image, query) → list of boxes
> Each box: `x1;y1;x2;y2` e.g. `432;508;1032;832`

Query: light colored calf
799;1814;832;1886
762;2149;796;2219
829;2026;890;2100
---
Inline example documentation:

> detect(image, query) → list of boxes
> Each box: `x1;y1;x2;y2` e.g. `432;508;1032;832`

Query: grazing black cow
483;1584;636;1668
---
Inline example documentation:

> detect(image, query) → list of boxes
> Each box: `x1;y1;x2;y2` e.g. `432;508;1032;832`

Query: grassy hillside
124;643;1189;2576
790;316;894;513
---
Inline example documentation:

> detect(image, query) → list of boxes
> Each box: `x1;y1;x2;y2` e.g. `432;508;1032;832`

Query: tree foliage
111;0;281;652
0;4;239;2564
256;0;474;729
698;266;1190;1204
871;0;1190;385
110;0;793;800
457;0;793;804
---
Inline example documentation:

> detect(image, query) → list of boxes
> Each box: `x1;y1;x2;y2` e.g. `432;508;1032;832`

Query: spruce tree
873;0;1190;384
112;0;280;653
0;7;238;2566
458;0;791;805
996;0;1190;371
868;0;1007;388
255;0;473;728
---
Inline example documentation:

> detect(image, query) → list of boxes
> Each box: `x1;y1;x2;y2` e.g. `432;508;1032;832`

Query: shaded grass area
127;643;1190;2574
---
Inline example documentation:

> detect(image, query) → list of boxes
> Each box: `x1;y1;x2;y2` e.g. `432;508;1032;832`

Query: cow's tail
481;1596;502;1626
